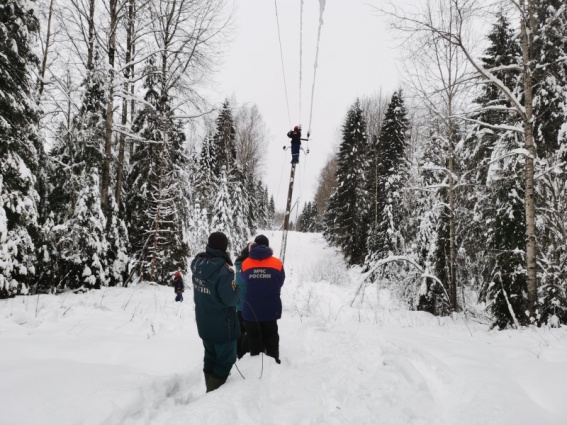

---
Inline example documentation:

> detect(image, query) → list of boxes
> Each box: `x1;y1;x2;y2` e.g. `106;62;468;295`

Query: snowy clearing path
1;231;566;425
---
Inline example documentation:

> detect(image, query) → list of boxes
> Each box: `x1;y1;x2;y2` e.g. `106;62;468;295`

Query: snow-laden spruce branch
456;116;523;133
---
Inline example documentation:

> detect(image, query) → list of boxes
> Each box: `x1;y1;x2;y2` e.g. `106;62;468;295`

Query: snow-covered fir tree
243;174;258;237
268;195;276;229
194;132;218;222
126;58;189;282
204;101;251;250
0;0;43;297
462;13;528;328
532;0;567;159
365;90;410;265
324;100;370;265
531;1;567;325
256;181;269;230
213;100;237;175
299;201;319;233
229;173;251;254
46;51;110;291
210;167;235;246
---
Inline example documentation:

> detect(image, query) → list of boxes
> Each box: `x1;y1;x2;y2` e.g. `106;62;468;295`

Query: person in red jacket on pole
287;125;308;164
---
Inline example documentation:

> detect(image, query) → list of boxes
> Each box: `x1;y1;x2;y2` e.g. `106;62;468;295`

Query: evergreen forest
1;0;567;330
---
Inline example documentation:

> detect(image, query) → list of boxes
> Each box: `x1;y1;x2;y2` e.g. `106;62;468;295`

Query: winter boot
206;375;227;393
204;372;211;390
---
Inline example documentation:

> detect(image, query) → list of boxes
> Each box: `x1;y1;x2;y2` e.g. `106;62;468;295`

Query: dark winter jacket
287;130;302;145
173;276;184;293
241;245;285;321
191;246;241;344
234;246;249;312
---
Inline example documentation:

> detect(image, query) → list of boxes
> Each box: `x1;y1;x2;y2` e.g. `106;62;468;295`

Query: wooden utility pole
280;162;297;264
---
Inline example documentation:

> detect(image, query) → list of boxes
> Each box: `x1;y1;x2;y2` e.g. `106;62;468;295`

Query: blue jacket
241;245;285;321
191;246;241;344
234;246;249;312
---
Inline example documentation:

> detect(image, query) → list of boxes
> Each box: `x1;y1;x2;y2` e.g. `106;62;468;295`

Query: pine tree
298;201;320;233
268;195;276;229
230;174;250;253
0;0;43;297
210;167;234;241
310;201;320;232
402;119;453;315
464;13;521;185
195;133;218;220
126;58;188;282
323;190;340;244
532;2;567;324
47;51;110;291
105;196;130;287
213;100;237;175
244;174;258;236
532;1;567;159
204;100;253;250
256;180;269;230
366;90;410;265
323;100;370;265
462;13;528;327
483;159;527;329
298;202;311;233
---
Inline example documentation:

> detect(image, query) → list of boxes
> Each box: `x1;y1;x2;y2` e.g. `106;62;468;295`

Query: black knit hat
208;231;229;252
254;234;269;247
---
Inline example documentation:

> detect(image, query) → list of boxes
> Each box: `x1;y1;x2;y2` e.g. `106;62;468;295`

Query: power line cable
307;0;327;139
274;0;292;129
299;0;304;124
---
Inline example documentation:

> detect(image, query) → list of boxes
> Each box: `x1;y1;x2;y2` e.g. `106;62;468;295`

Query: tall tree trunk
87;0;96;69
129;0;136;158
101;0;118;216
114;0;135;211
448;119;457;311
447;4;458;312
520;0;538;321
38;0;55;98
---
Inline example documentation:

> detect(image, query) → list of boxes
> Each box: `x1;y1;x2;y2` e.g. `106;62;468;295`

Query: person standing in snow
234;244;250;359
241;235;285;364
287;125;308;164
173;271;184;302
191;232;240;392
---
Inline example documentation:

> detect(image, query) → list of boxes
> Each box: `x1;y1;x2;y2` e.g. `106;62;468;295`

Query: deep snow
1;231;566;425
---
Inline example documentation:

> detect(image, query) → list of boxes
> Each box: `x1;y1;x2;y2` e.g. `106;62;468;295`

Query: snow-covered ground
1;231;566;425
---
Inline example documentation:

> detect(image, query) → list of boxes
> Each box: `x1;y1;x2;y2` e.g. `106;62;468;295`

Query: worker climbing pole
280;125;310;263
275;0;326;263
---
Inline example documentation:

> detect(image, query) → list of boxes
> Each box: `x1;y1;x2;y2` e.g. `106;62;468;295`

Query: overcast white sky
210;0;403;212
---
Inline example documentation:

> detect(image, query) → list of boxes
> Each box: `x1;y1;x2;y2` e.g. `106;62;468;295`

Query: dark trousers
291;143;300;163
202;340;237;379
175;292;183;302
244;320;279;359
236;311;248;359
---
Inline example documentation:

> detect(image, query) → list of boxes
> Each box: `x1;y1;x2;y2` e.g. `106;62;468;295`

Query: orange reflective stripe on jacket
241;256;283;272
